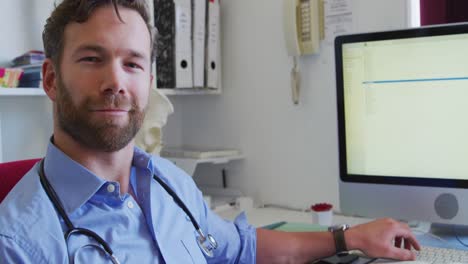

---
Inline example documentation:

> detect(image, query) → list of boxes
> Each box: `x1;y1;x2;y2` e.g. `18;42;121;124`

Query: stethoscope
38;160;218;263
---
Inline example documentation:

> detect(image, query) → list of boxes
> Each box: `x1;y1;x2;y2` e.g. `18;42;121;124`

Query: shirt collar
43;141;154;214
132;147;155;174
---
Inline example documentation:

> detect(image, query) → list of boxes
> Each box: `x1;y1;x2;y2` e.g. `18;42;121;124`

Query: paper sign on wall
324;0;353;45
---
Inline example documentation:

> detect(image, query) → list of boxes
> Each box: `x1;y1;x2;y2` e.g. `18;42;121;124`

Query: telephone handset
283;0;320;56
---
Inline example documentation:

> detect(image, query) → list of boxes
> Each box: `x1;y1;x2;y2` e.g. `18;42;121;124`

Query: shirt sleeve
203;208;257;264
232;212;258;263
0;235;47;264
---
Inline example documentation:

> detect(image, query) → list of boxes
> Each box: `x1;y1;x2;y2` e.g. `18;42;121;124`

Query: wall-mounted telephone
282;0;322;105
283;0;320;56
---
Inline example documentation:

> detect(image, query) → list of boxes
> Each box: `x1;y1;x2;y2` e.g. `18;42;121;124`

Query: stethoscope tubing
39;160;116;256
38;159;217;261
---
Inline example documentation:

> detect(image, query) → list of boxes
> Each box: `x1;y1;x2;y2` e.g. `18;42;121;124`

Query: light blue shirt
0;143;256;263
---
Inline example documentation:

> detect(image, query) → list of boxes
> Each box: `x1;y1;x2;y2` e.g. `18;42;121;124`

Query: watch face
328;224;349;232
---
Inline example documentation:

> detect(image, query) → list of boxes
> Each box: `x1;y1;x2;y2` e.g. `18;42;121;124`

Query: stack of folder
153;0;220;90
9;50;44;88
15;64;42;88
11;50;45;67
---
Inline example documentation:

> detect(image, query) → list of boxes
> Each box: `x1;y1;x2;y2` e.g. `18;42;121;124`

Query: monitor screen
336;23;468;224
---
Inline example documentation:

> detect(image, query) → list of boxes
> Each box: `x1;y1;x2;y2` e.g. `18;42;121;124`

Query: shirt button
107;184;115;193
127;201;134;209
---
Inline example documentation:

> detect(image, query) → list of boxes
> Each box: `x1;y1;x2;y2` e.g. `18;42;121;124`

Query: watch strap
333;228;347;253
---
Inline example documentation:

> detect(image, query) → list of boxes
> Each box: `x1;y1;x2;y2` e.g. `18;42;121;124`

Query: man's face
55;5;152;152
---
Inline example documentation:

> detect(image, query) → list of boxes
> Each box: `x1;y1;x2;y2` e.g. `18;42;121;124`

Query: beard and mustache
55;76;147;152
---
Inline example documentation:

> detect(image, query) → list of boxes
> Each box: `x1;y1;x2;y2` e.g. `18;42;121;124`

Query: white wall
180;0;410;210
1;0;410;210
0;0;56;162
0;0;55;64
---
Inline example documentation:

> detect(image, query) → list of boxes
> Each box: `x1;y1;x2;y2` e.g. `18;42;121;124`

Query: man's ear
42;59;58;101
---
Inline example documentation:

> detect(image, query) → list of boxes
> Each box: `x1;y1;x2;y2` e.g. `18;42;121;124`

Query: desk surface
217;207;468;251
217;207;373;228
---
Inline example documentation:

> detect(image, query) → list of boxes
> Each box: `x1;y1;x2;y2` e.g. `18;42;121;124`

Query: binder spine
192;0;206;88
154;0;176;88
205;0;220;89
174;0;193;88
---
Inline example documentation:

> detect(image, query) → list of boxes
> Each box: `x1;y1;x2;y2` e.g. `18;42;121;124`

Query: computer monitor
335;23;468;225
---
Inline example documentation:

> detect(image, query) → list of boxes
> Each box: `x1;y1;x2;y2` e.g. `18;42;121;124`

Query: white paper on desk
192;0;206;88
324;0;353;46
175;0;194;88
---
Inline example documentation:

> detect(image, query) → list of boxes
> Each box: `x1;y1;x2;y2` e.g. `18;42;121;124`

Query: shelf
0;87;220;97
158;88;221;96
164;155;244;176
172;154;243;164
13;63;42;70
201;186;243;211
0;88;45;96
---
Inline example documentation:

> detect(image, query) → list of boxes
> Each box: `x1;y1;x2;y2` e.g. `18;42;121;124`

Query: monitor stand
431;223;468;244
410;221;468;248
408;221;432;234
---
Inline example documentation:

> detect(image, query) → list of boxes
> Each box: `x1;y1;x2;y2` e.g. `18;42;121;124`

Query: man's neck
52;130;134;194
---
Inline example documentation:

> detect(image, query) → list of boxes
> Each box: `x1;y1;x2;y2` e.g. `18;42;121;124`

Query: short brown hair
43;0;155;68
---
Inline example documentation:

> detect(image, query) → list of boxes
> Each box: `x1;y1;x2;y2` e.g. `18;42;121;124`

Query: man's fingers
399;232;421;251
404;238;411;250
394;237;402;248
387;247;416;261
394;223;421;251
355;218;421;261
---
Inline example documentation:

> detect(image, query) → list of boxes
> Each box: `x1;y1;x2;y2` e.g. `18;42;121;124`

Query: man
0;0;420;263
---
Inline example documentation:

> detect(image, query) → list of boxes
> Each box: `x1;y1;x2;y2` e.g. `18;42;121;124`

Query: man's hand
345;218;421;261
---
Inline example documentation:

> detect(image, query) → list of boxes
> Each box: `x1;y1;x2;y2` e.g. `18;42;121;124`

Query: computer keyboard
414;245;468;263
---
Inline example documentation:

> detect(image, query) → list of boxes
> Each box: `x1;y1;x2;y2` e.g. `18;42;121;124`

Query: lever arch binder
192;0;207;88
154;0;194;89
205;0;220;89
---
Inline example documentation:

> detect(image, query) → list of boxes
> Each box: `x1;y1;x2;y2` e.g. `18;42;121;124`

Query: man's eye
80;57;100;63
126;62;142;70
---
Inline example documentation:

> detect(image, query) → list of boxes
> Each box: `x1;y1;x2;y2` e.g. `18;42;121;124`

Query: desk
217;207;468;251
217;207;373;228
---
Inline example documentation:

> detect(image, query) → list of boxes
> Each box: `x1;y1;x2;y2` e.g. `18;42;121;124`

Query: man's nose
100;62;126;95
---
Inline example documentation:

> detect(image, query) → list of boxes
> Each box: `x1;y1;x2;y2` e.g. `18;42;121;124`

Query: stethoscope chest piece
196;229;218;257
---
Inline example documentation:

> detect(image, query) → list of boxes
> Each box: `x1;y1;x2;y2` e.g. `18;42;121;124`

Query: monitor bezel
335;23;468;189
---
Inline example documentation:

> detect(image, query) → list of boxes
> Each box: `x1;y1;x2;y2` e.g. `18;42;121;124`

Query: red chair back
0;159;41;203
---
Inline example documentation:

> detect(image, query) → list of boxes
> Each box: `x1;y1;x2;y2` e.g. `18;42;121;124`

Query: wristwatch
328;224;350;255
